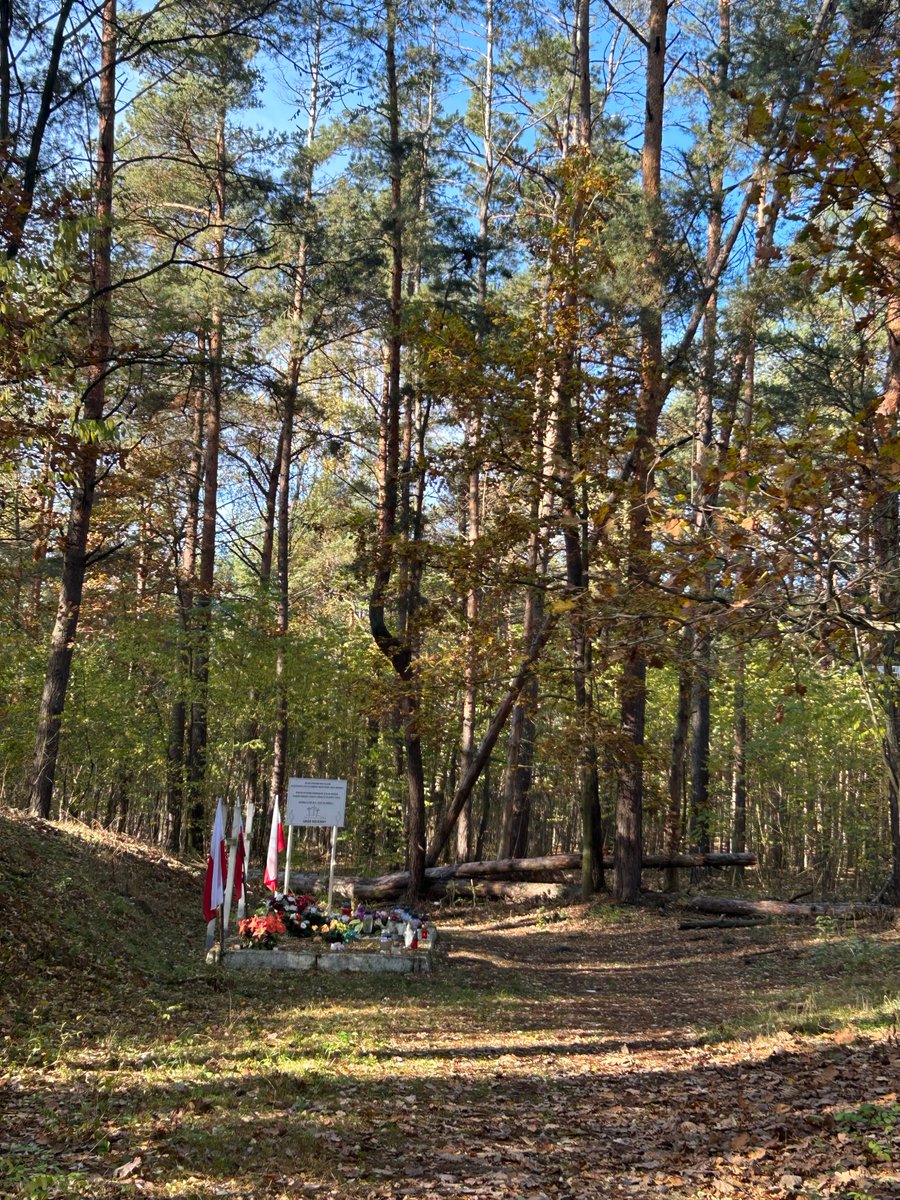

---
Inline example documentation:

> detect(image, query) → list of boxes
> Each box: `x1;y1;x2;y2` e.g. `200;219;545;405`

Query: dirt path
350;914;897;1200
3;906;899;1200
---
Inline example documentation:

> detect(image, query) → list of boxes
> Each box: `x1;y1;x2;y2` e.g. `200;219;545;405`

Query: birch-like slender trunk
664;660;691;891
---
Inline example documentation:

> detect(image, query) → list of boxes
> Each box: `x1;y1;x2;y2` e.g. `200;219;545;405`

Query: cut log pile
245;860;896;920
351;852;757;902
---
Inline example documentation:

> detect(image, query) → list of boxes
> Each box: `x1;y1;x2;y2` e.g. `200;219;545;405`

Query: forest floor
1;811;899;1200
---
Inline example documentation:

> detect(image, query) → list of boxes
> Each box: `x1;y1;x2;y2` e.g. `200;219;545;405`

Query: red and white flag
264;797;286;892
202;800;227;921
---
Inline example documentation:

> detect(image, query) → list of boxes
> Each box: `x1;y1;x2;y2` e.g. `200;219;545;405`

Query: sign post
327;824;339;918
286;778;347;915
283;824;295;894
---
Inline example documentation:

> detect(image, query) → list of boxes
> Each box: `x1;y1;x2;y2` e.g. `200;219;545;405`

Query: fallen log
354;852;758;900
246;869;360;895
683;896;896;920
641;852;757;869
428;880;573;903
448;851;757;876
678;917;772;930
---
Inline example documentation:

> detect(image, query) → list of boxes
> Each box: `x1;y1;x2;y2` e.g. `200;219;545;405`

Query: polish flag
264;798;286;892
202;800;227;921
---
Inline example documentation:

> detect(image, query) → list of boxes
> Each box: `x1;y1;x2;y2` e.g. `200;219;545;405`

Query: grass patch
696;926;900;1043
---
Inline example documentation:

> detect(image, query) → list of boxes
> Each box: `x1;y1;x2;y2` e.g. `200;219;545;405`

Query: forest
2;0;899;906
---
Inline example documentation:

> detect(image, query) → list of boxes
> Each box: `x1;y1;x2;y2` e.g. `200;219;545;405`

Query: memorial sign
286;777;347;828
285;778;348;915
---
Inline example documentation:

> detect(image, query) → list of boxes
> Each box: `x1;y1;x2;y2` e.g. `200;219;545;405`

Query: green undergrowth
696;927;900;1044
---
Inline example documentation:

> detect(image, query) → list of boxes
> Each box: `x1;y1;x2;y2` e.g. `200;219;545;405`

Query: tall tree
614;0;667;901
29;0;117;818
269;11;323;820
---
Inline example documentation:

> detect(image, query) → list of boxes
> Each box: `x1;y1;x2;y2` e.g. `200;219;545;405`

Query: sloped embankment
0;809;204;1034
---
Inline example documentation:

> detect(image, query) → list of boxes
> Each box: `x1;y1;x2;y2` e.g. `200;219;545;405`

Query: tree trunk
731;646;748;854
548;0;601;900
367;0;428;902
687;0;729;860
27;448;55;629
501;380;552;860
689;651;712;852
456;3;493;860
0;0;10;148
664;661;691;891
506;688;537;858
355;850;757;900
877;85;900;903
3;0;76;260
615;0;667;902
185;108;226;851
165;371;205;853
269;25;320;821
474;759;491;862
426;613;558;866
29;0;116;818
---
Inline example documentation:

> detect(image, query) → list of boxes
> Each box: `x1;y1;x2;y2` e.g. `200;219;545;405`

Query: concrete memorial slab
209;930;437;974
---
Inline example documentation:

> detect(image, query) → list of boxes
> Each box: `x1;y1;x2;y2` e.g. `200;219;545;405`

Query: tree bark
877;85;900;903
664;660;691;891
239;427;283;825
456;1;493;861
731;646;748;854
549;0;601;899
683;896;894;920
165;369;205;853
3;0;76;260
185;108;226;851
27;448;55;630
615;0;668;901
367;0;428;902
501;277;555;859
29;0;116;818
269;17;320;821
687;0;729;858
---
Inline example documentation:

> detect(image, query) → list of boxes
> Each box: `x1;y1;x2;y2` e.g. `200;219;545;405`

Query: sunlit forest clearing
2;814;899;1199
1;0;900;1195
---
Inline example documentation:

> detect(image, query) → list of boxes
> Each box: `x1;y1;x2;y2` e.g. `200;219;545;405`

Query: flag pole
222;800;241;938
238;801;253;921
204;799;226;951
284;824;295;894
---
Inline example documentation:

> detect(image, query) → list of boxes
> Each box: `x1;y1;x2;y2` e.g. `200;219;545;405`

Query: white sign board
286;777;347;828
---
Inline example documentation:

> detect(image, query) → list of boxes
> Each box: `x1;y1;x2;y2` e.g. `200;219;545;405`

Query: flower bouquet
238;912;286;949
320;918;348;944
263;892;326;938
